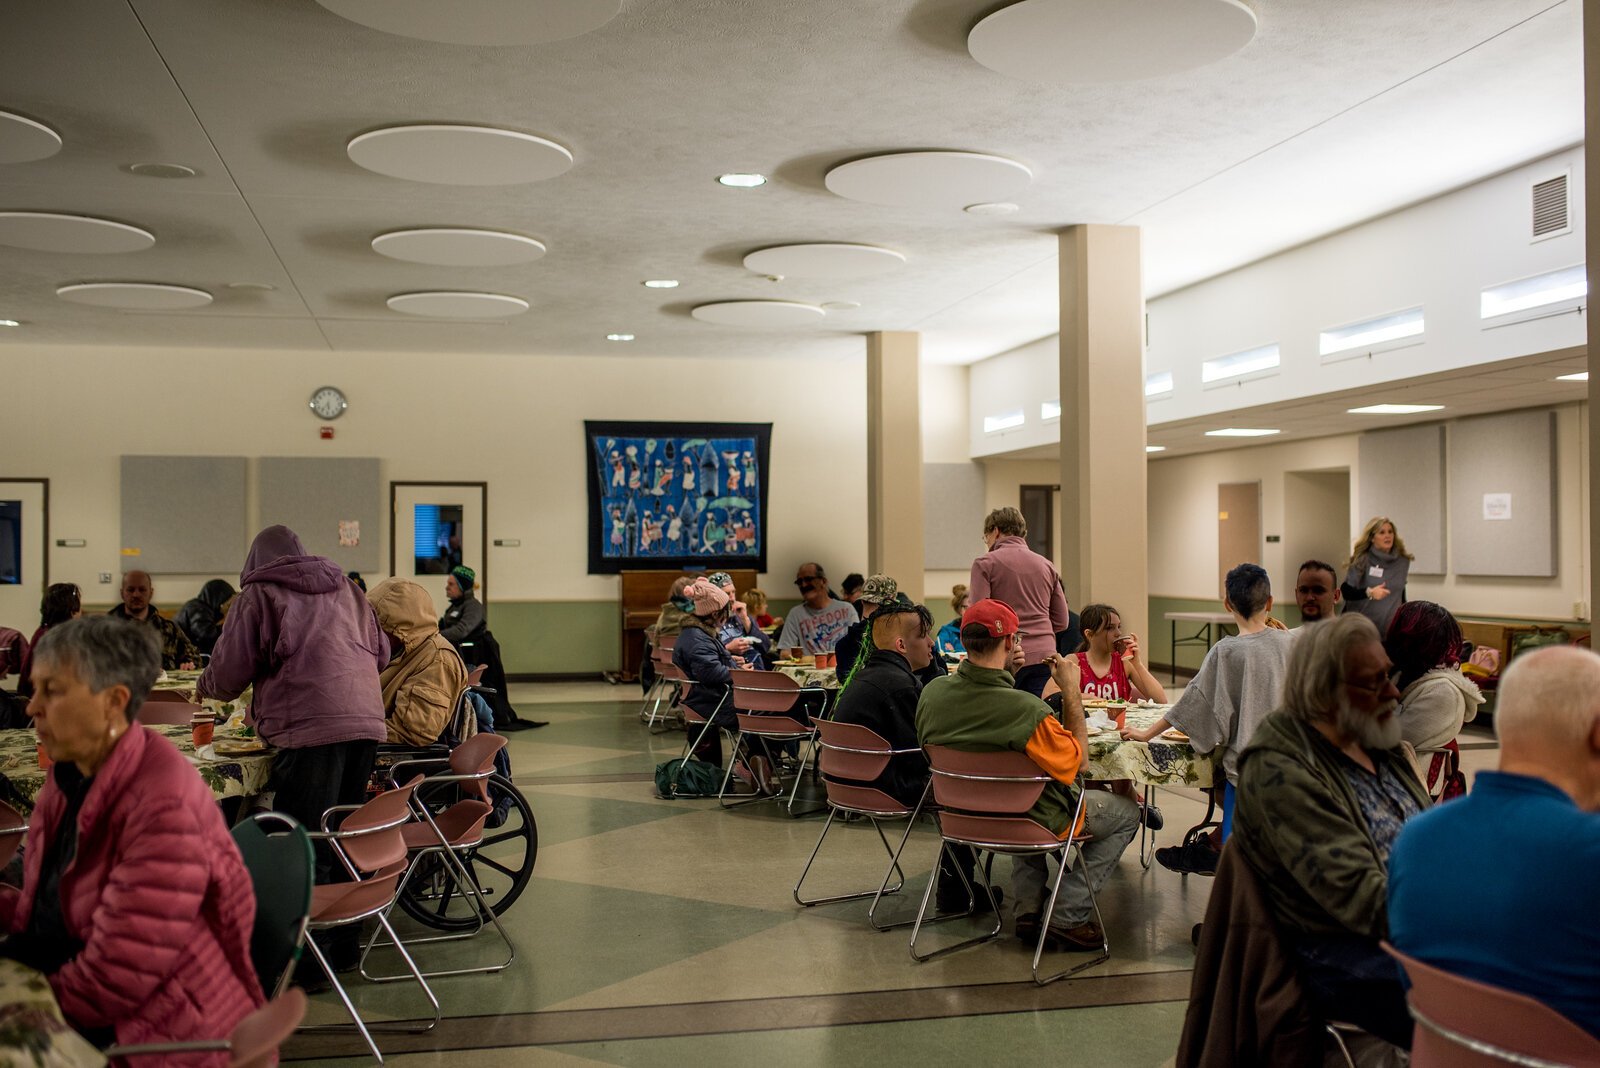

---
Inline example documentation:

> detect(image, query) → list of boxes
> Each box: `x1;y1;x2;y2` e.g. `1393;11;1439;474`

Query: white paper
1482;493;1512;521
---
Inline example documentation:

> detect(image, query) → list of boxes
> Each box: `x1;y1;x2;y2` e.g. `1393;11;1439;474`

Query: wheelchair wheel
398;772;538;931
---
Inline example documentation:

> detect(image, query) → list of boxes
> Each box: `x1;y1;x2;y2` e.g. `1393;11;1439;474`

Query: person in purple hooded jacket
199;526;389;877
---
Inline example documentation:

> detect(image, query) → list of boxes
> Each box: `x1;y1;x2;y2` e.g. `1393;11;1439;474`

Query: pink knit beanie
685;577;730;617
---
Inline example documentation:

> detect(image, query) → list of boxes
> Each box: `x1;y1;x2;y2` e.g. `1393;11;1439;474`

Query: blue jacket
672;623;735;725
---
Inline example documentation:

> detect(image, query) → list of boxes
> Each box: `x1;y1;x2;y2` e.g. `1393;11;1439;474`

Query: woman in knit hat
671;578;739;767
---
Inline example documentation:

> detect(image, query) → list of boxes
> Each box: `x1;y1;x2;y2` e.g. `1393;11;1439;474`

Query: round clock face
309;386;347;420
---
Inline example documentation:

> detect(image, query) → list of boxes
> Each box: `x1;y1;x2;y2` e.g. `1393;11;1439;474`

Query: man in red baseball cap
915;598;1140;953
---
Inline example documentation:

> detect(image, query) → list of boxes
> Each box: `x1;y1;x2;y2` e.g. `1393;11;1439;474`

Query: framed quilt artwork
584;420;772;574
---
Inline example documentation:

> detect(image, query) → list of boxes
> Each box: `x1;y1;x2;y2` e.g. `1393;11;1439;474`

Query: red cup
36;743;52;770
192;721;215;748
1114;707;1127;731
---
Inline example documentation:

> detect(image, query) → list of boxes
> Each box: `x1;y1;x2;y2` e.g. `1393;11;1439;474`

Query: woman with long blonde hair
1341;516;1412;634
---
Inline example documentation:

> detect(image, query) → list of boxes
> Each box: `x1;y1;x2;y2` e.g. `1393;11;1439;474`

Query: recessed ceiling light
226;282;277;291
0;319;21;327
964;202;1019;216
1145;445;1166;453
1347;403;1445;415
124;162;198;179
1556;371;1589;382
717;173;767;188
1205;428;1280;438
606;333;635;341
642;279;679;289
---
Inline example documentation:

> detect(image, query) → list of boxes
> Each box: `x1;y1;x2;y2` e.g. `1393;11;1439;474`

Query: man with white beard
1232;613;1431;1052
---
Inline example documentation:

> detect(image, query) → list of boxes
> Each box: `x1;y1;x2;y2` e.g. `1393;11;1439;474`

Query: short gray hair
1281;614;1381;725
32;616;161;721
1496;645;1600;751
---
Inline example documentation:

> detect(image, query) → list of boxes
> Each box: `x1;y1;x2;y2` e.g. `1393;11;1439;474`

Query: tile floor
286;682;1501;1066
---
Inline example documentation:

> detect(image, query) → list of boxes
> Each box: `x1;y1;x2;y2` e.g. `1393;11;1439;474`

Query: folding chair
302;776;440;1064
231;812;314;997
793;721;976;930
137;698;203;725
1383;942;1600;1067
646;641;688;732
639;635;672;722
908;745;1106;985
718;669;826;814
360;733;515;981
104;988;308;1068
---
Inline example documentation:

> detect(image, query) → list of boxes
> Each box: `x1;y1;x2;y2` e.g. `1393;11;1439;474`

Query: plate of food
211;738;270;757
1159;728;1190;742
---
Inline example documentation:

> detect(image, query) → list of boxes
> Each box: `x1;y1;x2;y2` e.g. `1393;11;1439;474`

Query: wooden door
1217;482;1262;595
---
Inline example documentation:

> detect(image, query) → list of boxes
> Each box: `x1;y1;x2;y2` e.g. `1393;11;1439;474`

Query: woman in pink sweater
4;616;262;1060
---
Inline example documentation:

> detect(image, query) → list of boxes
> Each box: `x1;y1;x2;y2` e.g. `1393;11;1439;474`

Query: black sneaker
1141;804;1165;831
938;883;1003;916
1015;911;1042;945
1156;839;1218;876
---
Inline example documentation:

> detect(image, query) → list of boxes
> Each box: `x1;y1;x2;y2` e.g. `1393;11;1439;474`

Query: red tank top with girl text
1075;651;1135;701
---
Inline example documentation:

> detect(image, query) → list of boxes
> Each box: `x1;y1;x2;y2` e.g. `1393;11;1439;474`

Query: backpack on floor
654;757;722;799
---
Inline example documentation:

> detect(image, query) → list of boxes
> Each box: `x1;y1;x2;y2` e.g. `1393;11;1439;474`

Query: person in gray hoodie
1384;600;1484;752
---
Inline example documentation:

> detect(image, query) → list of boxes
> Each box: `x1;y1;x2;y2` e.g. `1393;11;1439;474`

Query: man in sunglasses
1293;560;1341;625
775;562;856;660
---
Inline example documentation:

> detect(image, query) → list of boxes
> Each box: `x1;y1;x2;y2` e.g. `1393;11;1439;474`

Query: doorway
0;478;48;639
1217;481;1261;594
390;482;487;617
1020;484;1056;562
1283;470;1351;582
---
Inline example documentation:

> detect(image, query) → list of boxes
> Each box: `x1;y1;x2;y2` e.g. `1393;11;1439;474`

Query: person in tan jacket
368;578;469;746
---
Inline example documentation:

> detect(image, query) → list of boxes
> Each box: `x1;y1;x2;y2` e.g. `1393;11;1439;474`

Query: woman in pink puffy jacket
3;616;262;1061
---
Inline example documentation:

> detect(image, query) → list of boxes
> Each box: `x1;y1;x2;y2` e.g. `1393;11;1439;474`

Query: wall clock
309;385;348;420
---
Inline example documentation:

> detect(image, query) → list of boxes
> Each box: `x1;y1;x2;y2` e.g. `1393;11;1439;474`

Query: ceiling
0;0;1583;364
989;347;1589;461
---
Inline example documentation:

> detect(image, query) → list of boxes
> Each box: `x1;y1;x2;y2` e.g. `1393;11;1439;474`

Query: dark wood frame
0;477;49;593
389;481;489;615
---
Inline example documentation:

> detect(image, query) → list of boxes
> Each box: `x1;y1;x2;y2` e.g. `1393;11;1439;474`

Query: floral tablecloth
0;722;274;814
1083;707;1215;788
151;670;250;720
0;959;104;1067
775;665;839;691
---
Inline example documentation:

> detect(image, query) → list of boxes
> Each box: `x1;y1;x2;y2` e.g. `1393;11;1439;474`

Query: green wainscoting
487;601;618;674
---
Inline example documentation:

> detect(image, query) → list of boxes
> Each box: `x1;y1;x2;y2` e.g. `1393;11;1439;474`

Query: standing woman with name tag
1341;516;1413;636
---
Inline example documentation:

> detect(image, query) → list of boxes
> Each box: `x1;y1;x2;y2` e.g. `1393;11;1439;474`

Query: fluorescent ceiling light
1205;428;1280;438
717;173;767;188
1040;400;1061;421
605;333;635;342
1145;370;1173;397
1145;445;1166;453
642;279;678;289
1348;403;1445;415
1481;265;1586;319
983;409;1025;433
1202;343;1279;384
1319;308;1424;357
1557;371;1589;382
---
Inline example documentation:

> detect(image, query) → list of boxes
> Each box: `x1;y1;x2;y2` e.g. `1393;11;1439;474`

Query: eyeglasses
1346;668;1402;696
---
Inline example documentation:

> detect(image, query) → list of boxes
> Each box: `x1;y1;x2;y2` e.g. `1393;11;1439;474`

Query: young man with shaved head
1389;645;1600;1039
108;570;198;670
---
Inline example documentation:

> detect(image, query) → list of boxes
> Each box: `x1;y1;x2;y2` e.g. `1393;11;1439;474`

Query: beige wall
4;343;869;607
921;361;973;600
1148;405;1591;622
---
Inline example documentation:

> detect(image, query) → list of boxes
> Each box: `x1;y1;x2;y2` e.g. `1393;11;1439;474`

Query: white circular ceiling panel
386;290;529;318
0;111;61;164
742;243;906;280
825;151;1032;211
316;0;621;45
371;228;547;266
691;301;827;328
968;0;1257;85
348;126;573;185
56;282;212;310
0;212;155;254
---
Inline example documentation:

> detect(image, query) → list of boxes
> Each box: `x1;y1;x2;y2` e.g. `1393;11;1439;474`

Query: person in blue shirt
936;584;967;660
1388;645;1600;1040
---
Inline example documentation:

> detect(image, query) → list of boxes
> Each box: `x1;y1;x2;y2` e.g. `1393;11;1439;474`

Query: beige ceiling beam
1059;224;1149;641
866;331;926;605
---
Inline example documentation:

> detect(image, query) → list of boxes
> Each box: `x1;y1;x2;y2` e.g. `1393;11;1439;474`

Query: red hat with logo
961;598;1019;637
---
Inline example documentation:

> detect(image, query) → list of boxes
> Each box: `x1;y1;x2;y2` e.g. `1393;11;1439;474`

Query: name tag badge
1368;565;1384;579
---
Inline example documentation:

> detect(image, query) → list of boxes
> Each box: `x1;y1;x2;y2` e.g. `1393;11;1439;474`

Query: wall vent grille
1532;173;1570;240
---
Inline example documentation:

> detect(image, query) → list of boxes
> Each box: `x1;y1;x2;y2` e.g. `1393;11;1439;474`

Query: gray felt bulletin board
257;457;381;573
923;462;986;570
1358;424;1446;575
120;456;249;574
1447;409;1556;577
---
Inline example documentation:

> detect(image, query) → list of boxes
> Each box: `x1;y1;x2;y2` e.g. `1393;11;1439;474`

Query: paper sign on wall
1482;493;1512;521
338;520;361;547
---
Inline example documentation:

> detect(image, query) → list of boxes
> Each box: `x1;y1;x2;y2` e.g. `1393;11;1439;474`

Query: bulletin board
120;456;249;574
1447;409;1556;577
258;457;381;573
1357;424;1445;575
923;462;986;569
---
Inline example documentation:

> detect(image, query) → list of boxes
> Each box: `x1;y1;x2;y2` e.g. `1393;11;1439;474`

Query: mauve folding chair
718;669;826;815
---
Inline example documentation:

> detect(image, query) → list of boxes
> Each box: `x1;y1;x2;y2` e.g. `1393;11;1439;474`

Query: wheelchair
368;674;539;932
